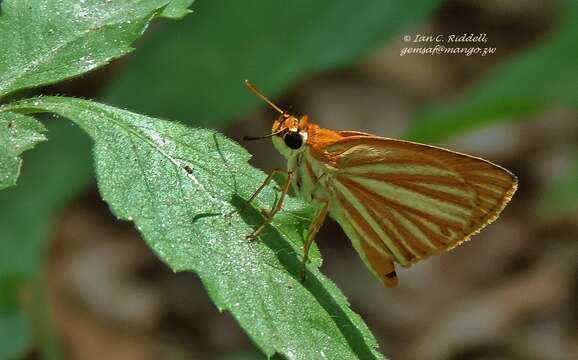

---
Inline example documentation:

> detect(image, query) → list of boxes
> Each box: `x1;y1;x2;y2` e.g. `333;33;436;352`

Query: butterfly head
243;80;310;158
270;114;309;157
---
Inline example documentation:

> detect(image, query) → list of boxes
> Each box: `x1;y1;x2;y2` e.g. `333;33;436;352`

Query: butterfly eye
283;131;303;150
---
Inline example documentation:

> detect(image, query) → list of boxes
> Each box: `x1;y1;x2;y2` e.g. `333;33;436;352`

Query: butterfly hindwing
322;135;517;271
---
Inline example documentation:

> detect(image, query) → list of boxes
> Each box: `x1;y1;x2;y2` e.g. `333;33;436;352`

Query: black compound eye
283;131;303;150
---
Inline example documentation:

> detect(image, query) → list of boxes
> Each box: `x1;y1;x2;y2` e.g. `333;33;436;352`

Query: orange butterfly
243;80;517;286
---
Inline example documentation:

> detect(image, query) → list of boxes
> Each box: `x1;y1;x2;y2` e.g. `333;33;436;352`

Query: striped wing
322;135;517;286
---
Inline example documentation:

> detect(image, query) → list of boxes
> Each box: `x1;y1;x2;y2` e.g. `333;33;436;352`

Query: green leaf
161;0;195;19
103;0;440;126
0;0;194;355
0;0;194;98
406;0;578;142
0;112;46;190
5;97;386;359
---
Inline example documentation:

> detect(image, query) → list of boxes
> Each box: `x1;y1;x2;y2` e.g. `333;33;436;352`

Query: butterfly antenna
243;128;285;141
245;80;287;116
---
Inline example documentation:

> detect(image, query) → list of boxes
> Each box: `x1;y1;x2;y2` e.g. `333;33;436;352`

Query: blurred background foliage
1;0;577;359
103;0;439;124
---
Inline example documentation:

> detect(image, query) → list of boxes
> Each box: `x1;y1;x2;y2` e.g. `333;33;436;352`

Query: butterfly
243;80;518;286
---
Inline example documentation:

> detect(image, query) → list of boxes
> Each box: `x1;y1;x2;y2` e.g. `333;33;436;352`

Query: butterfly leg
300;199;329;282
245;168;288;205
246;170;293;240
242;168;288;218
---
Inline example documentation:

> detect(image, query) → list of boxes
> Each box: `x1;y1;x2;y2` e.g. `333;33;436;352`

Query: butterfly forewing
309;134;517;284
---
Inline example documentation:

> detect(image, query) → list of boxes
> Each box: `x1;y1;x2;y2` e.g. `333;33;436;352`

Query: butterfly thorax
291;150;336;202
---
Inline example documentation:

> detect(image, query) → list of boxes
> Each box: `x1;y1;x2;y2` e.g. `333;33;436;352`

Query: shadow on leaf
231;194;380;360
191;212;221;223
